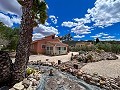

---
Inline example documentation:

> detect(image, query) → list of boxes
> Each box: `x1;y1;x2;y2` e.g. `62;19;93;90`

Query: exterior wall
45;46;67;55
30;42;38;54
31;35;68;55
75;42;93;47
54;46;67;55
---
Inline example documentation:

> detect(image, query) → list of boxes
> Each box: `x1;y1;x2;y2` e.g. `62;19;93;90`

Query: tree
0;22;19;51
60;33;72;41
96;38;100;44
12;0;47;84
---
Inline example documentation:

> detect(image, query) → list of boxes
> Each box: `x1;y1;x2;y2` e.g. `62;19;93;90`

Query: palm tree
12;0;47;84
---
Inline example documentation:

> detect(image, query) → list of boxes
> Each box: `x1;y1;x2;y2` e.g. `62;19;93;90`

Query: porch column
53;46;56;55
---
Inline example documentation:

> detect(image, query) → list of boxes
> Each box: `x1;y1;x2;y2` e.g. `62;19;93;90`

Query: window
42;45;46;49
47;47;49;50
50;47;53;50
64;47;66;50
52;36;55;39
57;47;61;50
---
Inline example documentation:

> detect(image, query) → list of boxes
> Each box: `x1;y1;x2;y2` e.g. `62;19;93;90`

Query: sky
0;0;120;41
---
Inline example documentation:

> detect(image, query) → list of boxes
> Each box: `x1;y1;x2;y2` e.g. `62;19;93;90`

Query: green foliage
0;22;19;51
95;42;120;54
60;33;73;41
86;54;93;62
69;45;96;52
26;67;34;75
96;38;100;44
32;0;48;25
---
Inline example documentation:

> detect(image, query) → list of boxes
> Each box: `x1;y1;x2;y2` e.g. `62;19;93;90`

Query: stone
99;80;106;85
111;83;120;89
22;79;30;88
92;77;100;83
13;82;24;90
32;80;39;86
9;88;16;90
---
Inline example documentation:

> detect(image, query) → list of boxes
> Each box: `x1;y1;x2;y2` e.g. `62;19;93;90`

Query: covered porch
45;41;68;55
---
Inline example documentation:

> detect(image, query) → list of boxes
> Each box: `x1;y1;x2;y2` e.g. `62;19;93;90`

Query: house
31;34;68;55
75;41;93;47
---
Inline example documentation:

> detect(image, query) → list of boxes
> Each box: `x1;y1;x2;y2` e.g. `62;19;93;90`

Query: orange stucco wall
31;35;60;54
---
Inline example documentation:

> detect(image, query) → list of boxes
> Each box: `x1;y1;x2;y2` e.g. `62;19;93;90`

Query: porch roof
46;41;68;47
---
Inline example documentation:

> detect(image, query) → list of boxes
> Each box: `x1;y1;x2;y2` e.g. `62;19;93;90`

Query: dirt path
29;52;78;64
81;55;120;78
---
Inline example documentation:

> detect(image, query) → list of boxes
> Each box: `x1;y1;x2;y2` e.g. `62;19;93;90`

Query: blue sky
0;0;120;41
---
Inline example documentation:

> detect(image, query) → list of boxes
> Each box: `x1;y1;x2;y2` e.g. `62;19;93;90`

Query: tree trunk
12;0;33;84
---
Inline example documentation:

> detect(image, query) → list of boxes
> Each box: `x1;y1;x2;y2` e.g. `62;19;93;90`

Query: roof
46;41;68;47
32;34;56;44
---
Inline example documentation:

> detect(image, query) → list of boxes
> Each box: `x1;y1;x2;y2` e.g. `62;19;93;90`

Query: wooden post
73;64;78;69
58;60;61;65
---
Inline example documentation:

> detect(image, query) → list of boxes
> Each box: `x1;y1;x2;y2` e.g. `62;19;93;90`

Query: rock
111;83;120;89
26;87;33;90
22;79;30;88
32;80;39;86
93;72;98;76
99;80;106;85
9;88;16;90
77;71;83;76
92;77;100;83
13;82;24;90
117;81;120;87
83;74;92;82
99;75;106;81
0;51;12;85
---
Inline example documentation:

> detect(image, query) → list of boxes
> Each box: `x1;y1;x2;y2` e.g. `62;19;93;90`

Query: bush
26;67;34;75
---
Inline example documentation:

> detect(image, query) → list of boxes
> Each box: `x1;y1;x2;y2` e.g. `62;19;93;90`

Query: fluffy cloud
0;12;20;27
62;0;120;36
87;0;120;27
62;21;77;28
32;24;58;40
49;15;58;24
0;0;22;16
74;35;85;38
102;36;115;39
71;24;91;34
0;0;21;27
91;32;115;40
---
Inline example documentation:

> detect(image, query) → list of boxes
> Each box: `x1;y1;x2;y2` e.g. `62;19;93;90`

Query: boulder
22;79;30;88
13;82;24;90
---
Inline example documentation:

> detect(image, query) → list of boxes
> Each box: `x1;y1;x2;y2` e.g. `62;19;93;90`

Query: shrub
26;67;34;75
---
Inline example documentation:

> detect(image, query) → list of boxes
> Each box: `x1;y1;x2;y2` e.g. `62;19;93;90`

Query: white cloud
99;38;120;41
102;36;115;39
91;32;109;38
32;33;45;41
49;15;58;24
91;32;115;40
74;35;85;38
0;0;22;16
87;0;120;27
71;24;91;34
61;21;77;28
0;12;21;27
32;24;59;40
0;13;13;27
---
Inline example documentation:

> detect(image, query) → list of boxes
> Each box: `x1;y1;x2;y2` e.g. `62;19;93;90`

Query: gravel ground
11;52;78;63
29;52;78;64
81;55;120;78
